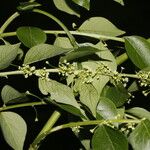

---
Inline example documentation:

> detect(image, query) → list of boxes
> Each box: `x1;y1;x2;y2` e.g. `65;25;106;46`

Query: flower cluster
59;60;77;76
34;67;49;80
59;61;129;86
19;64;36;78
137;70;150;87
96;63;129;86
120;123;136;135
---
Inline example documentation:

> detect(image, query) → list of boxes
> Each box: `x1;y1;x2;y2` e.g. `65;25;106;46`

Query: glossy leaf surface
92;125;128;150
125;36;150;69
72;0;90;10
17;26;47;48
129;119;150;150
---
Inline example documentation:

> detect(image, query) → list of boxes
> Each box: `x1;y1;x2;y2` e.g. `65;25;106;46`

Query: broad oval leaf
17;26;47;48
53;0;80;17
101;85;130;107
126;107;150;121
125;36;150;69
129;119;150;150
38;78;80;109
24;44;71;64
97;97;118;120
79;83;99;117
72;0;90;10
92;125;128;150
0;111;27;150
0;43;20;70
1;85;27;105
78;17;125;36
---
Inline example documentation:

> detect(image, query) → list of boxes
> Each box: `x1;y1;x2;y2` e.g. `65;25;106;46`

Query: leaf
38;78;80;109
1;85;27;105
126;107;150;121
125;36;150;69
17;2;41;11
113;0;124;6
24;44;71;64
0;111;27;150
128;81;139;92
97;97;118;120
17;26;47;48
92;125;128;150
60;44;101;62
50;101;86;119
54;37;73;48
129;119;150;150
78;17;125;36
79;83;99;117
101;85;130;107
53;0;80;17
0;43;20;70
72;0;90;10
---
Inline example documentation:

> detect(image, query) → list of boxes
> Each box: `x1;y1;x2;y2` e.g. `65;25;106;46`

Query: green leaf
24;44;71;64
0;43;20;70
72;0;90;10
78;17;125;36
97;97;118;120
113;0;124;6
53;0;80;17
128;81;139;92
79;83;99;117
54;37;73;48
61;44;101;62
129;119;150;150
126;107;150;121
17;2;41;11
50;101;86;119
101;85;129;107
0;111;27;150
1;85;27;105
17;26;47;48
38;78;80;109
92;125;128;150
125;36;150;69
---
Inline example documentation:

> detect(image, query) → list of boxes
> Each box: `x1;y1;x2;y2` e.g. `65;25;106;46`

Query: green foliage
101;85;129;107
129;119;150;150
0;44;20;70
97;97;118;120
125;36;150;69
78;17;125;36
92;125;128;150
0;111;27;150
17;26;47;48
0;0;150;150
53;0;80;17
72;0;90;10
24;44;71;64
1;85;27;105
